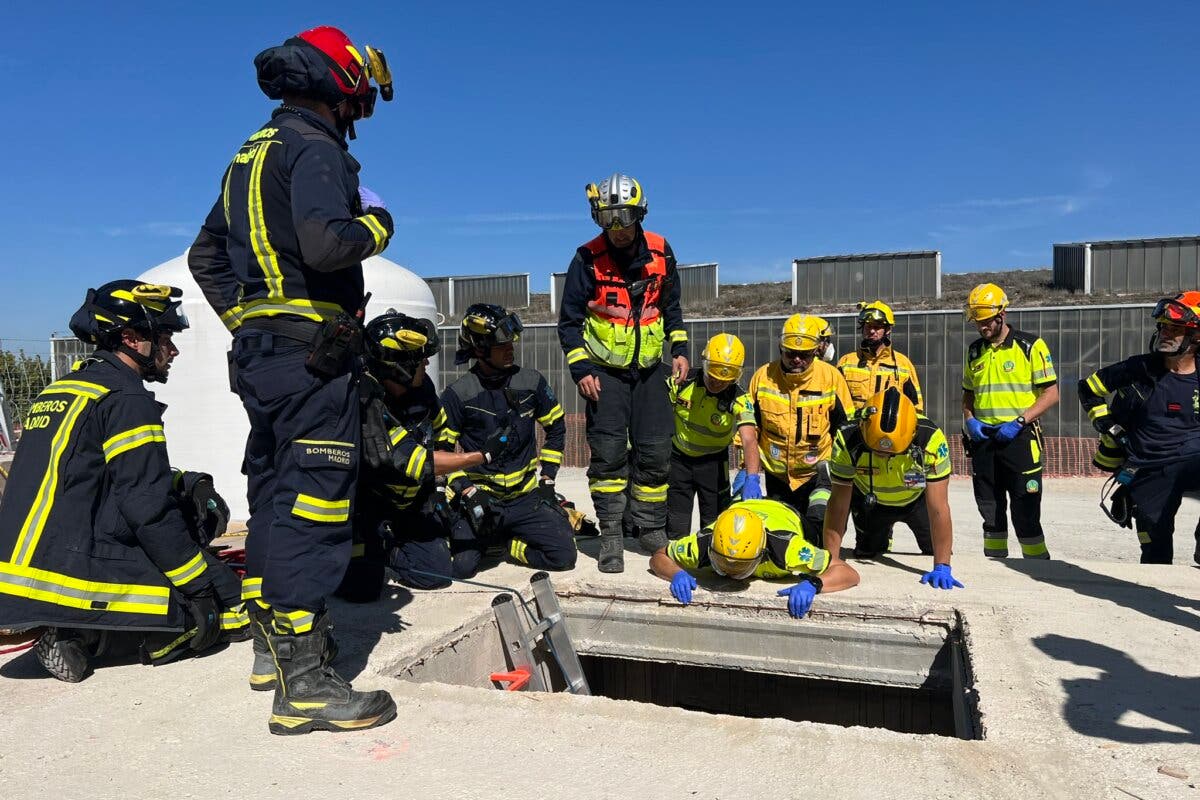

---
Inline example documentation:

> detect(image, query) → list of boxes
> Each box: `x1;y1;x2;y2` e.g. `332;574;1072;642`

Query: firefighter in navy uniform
962;284;1059;560
1079;292;1200;564
557;173;689;573
439;305;577;574
187;26;397;735
0;281;244;683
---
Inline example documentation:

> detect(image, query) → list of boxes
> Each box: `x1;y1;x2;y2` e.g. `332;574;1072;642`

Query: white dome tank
138;250;439;519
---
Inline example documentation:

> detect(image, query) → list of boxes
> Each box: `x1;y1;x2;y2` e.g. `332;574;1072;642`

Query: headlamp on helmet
456;303;523;365
709;505;766;579
702;333;745;384
586;173;648;230
365;310;439;385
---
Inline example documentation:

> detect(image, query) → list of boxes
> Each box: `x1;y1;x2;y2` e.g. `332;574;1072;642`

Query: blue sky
3;1;1198;351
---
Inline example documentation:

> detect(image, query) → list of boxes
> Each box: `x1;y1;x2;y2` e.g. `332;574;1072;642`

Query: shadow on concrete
865;554;928;577
1033;633;1200;744
1002;559;1200;634
0;637;231;681
328;586;414;681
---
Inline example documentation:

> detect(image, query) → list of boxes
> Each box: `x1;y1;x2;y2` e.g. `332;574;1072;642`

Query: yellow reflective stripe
537;405;565;426
438;427;460;444
631;483;668;502
1087;405;1110;421
356;214;389;256
447;470;468;485
1137;530;1151;544
509;539;529;564
539;448;564;465
221;167;232;227
389;426;408;446
566;347;590;365
248;140;284;300
0;560;171;616
291;493;351;523
163;551;209;588
102;424;166;462
12;396;91;566
241;576;263;601
590;478;627;494
384;483;423;498
477;473;538;500
239;297;345;323
796;390;837;408
756;387;789;403
1086;373;1107;395
405;445;428;481
221;606;250;630
1020;540;1049;556
41;380;111;400
466;457;540;488
273;608;315;634
350;543;366;558
669;329;688;343
295;439;354;448
219;305;244;332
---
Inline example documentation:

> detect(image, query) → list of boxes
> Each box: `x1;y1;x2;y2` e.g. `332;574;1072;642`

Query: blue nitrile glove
919;563;964;591
741;473;763;500
965;417;989;442
359;186;386;210
670;571;698;605
731;468;747;497
776;582;818;619
993;419;1025;443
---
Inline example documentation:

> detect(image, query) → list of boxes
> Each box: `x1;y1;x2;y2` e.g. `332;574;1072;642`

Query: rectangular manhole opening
395;593;980;740
579;654;958;736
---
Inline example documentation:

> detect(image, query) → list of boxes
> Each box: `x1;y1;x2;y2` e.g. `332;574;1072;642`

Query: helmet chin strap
115;341;167;383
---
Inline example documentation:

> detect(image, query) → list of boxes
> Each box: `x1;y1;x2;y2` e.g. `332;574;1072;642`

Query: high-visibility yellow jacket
837;344;923;411
668;369;755;457
829;415;952;507
749;360;854;489
962;329;1056;424
665;499;831;578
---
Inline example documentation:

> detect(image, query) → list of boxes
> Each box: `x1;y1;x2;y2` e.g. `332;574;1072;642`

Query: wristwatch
1015;415;1027;426
799;574;824;594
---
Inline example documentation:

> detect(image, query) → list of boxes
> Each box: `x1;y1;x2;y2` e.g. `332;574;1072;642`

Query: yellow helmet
965;283;1009;322
703;333;745;382
860;387;918;455
709;505;766;579
780;314;823;352
856;300;895;327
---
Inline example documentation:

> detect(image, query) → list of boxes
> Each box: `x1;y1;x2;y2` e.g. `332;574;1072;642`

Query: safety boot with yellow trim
249;602;338;692
266;613;395;735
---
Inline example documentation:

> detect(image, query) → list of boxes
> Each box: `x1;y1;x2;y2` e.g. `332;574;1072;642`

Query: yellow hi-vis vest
749;360;854;489
962;329;1057;424
829;416;952;507
580;230;669;369
668;370;755;457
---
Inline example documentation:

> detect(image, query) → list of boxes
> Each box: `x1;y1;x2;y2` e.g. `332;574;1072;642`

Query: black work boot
598;521;625;574
637;528;668;554
250;603;337;692
35;628;99;683
267;614;395;735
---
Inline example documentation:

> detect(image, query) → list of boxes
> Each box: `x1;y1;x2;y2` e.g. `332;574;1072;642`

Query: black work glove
458;488;493;539
184;588;221;652
1093;417;1130;447
191;480;230;545
480;424;515;464
205;553;243;609
537;479;558;505
361;395;393;471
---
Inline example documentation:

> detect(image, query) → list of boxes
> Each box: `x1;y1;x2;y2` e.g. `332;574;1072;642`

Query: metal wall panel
438;305;1156;439
424;274;529;317
1053;244;1088;293
792;251;940;305
550;272;568;315
1056;236;1200;295
676;262;719;304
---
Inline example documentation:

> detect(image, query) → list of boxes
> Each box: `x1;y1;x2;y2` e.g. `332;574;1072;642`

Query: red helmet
255;26;392;121
1152;291;1200;329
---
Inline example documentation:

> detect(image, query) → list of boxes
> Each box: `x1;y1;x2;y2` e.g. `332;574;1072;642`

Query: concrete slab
2;472;1199;800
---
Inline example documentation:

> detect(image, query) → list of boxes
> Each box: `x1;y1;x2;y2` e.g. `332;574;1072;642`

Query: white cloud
103;222;194;238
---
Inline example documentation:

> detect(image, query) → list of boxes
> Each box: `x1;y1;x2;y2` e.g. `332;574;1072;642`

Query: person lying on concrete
649;499;859;619
1079;292;1200;565
334;310;518;608
437;304;577;576
667;334;761;538
823;387;964;590
0;280;245;682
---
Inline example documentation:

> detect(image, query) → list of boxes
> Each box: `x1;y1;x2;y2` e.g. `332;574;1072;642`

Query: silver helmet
586;172;648;229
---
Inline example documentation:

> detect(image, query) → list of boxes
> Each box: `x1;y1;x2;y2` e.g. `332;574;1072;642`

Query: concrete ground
2;472;1199;800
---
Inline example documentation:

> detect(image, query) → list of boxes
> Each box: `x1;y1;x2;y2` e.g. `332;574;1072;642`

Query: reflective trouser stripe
1019;539;1050;558
509;539;529;564
631;483;668;503
984;535;1008;555
273;608;316;634
590;478;628;494
221;605;250;630
1138;530;1152;544
241;576;263;601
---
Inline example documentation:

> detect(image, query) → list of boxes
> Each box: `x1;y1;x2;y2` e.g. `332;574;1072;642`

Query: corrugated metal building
438;304;1155;440
550;262;719;314
424;273;530;318
792;251;941;305
1053;236;1200;295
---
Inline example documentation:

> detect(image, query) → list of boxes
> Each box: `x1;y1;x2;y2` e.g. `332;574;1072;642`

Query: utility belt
241;301;368;380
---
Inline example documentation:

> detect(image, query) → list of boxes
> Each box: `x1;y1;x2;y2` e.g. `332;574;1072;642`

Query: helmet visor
704;359;742;383
858;308;890;326
1153;298;1200;329
708;548;760;580
492;313;523;345
595;207;642;230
